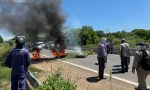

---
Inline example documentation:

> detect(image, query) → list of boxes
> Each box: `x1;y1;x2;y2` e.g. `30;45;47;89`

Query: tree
95;30;105;38
80;26;98;45
131;29;147;39
0;36;4;43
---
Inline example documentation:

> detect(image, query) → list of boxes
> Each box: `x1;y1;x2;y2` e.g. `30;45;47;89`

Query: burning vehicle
32;43;41;60
51;44;66;58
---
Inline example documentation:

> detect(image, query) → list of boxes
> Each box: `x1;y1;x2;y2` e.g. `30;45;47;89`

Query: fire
51;47;65;58
32;48;40;60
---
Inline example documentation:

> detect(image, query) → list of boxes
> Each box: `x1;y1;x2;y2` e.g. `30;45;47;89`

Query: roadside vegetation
0;43;13;89
37;73;77;90
66;26;150;49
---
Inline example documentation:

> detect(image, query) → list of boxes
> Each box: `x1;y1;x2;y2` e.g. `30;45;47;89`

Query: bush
37;73;77;90
0;44;12;63
0;66;11;83
0;44;12;89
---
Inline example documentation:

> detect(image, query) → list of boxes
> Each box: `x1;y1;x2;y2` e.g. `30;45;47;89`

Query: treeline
1;25;150;48
66;26;150;48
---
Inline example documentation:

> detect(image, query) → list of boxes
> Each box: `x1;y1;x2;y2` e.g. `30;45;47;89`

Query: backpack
139;50;150;70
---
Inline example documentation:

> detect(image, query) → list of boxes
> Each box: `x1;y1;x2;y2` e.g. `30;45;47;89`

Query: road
39;49;150;87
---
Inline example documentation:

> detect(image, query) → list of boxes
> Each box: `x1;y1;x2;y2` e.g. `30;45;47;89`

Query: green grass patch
29;66;42;77
62;50;95;61
83;50;96;56
63;52;78;60
0;65;11;89
0;44;13;89
0;44;13;62
29;66;42;72
36;73;77;90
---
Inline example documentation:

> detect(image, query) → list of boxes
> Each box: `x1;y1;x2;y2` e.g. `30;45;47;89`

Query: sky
1;0;150;40
62;0;150;33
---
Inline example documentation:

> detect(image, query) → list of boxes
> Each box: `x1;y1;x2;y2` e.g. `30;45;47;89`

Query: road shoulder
31;60;136;90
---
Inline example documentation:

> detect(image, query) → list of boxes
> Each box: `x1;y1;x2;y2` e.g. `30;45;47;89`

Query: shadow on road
113;65;121;67
111;65;123;74
86;76;101;83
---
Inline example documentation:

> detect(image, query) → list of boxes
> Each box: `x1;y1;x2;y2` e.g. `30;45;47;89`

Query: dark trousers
120;56;130;72
97;57;105;78
110;48;113;54
11;73;26;90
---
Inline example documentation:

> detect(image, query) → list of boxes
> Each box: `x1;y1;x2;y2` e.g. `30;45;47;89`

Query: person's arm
119;45;122;55
132;51;140;74
25;50;30;67
4;50;12;68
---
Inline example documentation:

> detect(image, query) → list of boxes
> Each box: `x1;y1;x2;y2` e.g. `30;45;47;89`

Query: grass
29;66;42;78
37;74;77;90
36;66;77;90
0;44;13;89
62;50;96;61
29;66;42;72
0;63;11;89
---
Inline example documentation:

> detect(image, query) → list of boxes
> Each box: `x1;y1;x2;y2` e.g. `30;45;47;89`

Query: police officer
132;42;150;90
119;38;131;73
5;36;30;90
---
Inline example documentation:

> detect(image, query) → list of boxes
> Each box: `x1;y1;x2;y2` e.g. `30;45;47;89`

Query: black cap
136;42;146;46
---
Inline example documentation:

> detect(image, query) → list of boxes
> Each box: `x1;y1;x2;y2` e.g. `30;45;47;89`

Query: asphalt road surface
40;49;150;87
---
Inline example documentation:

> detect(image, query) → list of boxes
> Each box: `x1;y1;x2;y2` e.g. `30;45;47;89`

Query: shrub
0;44;12;89
0;44;12;63
37;73;77;90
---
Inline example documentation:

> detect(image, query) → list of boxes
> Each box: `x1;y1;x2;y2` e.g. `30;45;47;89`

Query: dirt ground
31;59;136;90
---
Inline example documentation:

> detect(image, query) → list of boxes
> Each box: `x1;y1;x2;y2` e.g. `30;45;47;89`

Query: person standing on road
4;36;30;90
109;40;113;54
119;38;131;73
132;42;150;90
97;37;108;79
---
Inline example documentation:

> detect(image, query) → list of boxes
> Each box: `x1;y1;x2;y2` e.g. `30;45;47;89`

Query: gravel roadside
31;59;136;90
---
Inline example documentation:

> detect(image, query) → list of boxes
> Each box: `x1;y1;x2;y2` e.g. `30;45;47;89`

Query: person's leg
97;57;101;77
99;58;105;79
19;74;26;90
137;67;148;90
11;73;19;90
121;56;125;73
124;57;128;72
127;57;130;65
110;48;113;54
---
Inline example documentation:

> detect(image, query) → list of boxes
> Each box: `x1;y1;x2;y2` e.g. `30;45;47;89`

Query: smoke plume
0;0;66;47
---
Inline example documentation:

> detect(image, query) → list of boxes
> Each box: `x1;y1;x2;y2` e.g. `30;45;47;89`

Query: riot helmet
15;36;25;47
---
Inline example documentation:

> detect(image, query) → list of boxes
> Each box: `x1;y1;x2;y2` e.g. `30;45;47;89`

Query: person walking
4;36;30;90
97;37;108;79
119;38;131;73
132;42;150;90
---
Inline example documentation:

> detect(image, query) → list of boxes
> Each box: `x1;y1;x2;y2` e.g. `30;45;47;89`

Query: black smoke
0;0;66;48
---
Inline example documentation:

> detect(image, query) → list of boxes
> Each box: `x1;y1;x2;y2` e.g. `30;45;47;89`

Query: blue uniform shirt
5;48;30;74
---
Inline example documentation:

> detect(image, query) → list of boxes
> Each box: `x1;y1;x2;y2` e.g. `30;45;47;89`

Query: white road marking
39;54;150;88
